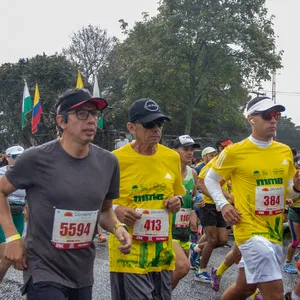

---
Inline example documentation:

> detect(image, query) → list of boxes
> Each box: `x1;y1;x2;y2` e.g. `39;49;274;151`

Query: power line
262;90;300;96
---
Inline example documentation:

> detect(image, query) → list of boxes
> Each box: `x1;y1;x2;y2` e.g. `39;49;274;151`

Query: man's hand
114;227;132;255
221;204;241;225
115;206;142;226
164;196;181;213
4;239;27;270
293;170;300;191
286;198;294;208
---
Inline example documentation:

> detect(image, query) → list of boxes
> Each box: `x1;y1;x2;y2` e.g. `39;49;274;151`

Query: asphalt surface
0;235;298;300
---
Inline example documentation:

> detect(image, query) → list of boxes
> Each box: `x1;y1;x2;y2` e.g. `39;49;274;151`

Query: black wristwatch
177;196;184;206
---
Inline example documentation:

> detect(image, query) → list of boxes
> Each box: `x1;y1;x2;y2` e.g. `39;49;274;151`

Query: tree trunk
184;104;194;134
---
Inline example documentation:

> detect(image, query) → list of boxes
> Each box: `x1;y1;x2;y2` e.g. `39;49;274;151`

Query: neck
251;132;273;143
131;141;157;155
181;164;188;178
59;137;90;158
249;135;272;148
181;164;187;173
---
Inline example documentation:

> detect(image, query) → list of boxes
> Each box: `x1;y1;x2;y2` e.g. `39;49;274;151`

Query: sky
0;0;299;125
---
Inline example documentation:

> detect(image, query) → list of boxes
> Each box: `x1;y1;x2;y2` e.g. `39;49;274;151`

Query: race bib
174;208;191;228
51;209;98;249
133;208;169;242
255;186;284;215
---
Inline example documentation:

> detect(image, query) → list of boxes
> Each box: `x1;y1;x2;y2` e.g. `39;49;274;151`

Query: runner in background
171;135;200;289
283;155;300;274
0;145;25;282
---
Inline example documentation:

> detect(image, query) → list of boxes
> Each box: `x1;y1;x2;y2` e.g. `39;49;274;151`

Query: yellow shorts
172;239;190;251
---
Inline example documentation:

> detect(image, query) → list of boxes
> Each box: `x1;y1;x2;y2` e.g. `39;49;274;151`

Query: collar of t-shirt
249;135;272;148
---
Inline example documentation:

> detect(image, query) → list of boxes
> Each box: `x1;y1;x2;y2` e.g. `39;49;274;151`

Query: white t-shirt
115;139;129;149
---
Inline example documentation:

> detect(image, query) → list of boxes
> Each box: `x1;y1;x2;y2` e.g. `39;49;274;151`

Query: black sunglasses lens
142;120;164;129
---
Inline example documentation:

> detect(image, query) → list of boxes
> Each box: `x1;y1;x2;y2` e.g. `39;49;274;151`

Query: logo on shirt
282;159;288;165
133;194;164;202
256;178;283;186
165;173;172;179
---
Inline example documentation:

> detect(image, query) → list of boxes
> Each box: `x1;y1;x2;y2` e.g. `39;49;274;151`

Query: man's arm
0;175;18;237
205;169;241;224
0;175;26;269
198;177;231;201
99;200;132;254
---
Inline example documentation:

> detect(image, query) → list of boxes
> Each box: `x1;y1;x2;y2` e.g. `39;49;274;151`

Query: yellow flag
76;71;83;88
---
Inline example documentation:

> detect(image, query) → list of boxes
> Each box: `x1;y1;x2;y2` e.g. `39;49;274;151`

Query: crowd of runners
0;89;300;300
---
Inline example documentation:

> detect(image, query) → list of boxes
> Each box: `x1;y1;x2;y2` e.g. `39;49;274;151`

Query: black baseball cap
128;98;171;123
56;88;108;114
173;135;200;149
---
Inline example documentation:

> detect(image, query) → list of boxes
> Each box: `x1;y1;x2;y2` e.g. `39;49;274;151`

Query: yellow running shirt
199;157;230;205
109;143;185;274
211;138;295;246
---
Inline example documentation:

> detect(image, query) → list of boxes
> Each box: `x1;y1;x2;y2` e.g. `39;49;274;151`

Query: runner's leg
172;241;189;289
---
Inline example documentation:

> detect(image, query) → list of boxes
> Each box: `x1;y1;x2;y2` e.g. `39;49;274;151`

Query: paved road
0;236;298;300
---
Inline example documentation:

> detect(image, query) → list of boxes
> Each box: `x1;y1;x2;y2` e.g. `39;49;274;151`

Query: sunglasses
8;154;20;159
253;111;281;121
68;109;101;120
137;119;164;129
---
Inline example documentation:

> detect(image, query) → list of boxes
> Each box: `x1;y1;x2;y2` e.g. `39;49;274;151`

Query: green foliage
112;0;282;135
0;54;77;150
277;117;300;149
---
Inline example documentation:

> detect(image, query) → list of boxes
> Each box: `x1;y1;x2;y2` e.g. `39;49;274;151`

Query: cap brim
70;97;108;111
174;142;200;148
256;103;285;113
138;113;171;123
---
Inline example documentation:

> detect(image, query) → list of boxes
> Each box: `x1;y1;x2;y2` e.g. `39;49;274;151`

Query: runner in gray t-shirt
0;88;132;300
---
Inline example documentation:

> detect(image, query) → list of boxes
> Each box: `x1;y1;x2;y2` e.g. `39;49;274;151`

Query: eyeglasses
8;154;20;159
137;119;164;129
68;109;101;120
253;111;281;121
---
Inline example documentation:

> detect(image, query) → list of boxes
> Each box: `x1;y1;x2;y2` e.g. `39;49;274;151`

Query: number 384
263;196;280;206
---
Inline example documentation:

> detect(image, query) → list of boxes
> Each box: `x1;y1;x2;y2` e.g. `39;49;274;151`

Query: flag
93;75;104;129
76;71;83;88
21;81;33;128
31;83;43;134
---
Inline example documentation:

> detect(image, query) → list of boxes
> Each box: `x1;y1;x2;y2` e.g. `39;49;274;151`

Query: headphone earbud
250;119;255;124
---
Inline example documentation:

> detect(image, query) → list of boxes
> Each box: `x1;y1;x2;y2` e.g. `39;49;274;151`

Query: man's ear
56;115;67;130
127;122;136;135
247;115;254;125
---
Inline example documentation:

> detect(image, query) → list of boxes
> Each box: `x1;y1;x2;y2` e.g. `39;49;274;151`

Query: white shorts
238;236;283;284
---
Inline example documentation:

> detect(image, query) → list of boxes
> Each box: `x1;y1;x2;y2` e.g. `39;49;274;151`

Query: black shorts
199;204;227;228
25;277;92;300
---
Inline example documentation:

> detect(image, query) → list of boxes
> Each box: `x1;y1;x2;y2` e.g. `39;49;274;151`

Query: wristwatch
177;195;184;206
113;223;127;234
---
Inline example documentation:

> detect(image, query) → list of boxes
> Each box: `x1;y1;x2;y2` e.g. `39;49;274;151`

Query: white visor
246;98;285;116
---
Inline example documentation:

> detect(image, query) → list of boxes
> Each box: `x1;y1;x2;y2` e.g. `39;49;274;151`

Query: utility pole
272;68;277;140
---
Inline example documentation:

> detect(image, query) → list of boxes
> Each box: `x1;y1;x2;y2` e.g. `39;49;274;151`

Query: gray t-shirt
6;139;120;289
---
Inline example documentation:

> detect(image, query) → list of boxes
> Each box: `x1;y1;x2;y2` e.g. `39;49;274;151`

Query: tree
114;0;282;136
63;25;117;83
277;117;300;149
0;54;77;150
